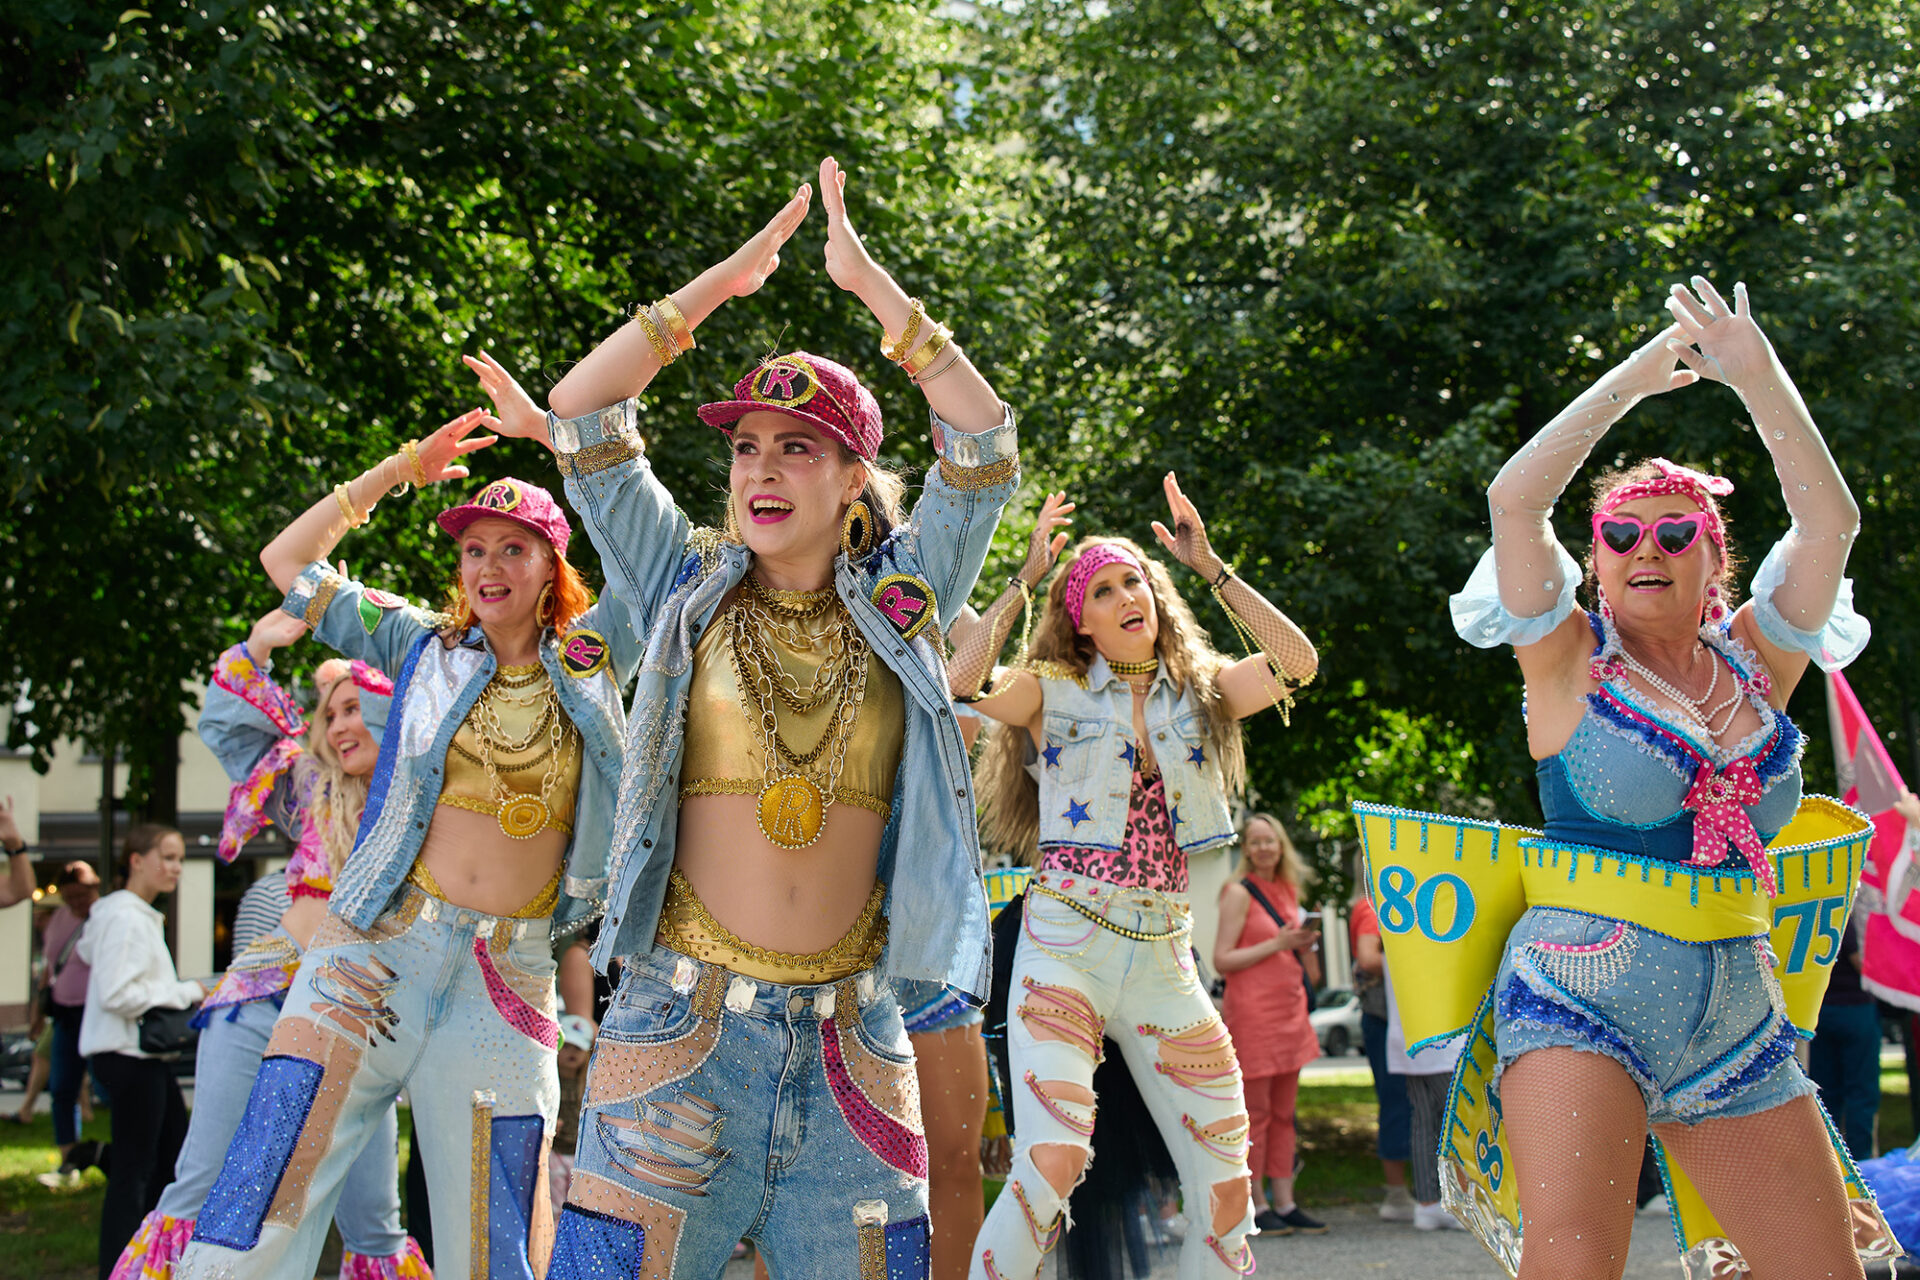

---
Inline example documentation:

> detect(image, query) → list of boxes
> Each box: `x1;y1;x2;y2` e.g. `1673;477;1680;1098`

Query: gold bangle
632;303;676;366
903;324;953;376
333;483;365;529
654;297;695;352
912;344;964;385
401;440;428;487
882;299;925;364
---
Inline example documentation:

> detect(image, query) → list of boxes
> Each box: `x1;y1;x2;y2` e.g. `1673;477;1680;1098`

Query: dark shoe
1275;1206;1329;1234
1253;1208;1293;1234
61;1138;102;1174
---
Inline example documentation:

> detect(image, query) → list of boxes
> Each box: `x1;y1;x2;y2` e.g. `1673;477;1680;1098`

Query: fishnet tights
1504;1049;1865;1279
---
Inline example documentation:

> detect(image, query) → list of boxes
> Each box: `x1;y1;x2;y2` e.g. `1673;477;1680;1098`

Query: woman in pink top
1215;812;1323;1234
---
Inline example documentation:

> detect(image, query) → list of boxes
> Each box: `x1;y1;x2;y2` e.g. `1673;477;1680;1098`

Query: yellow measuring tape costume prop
1353;796;1898;1278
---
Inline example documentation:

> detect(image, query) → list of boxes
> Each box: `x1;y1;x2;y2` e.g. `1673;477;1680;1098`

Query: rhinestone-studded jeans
971;874;1256;1280
546;946;932;1279
176;885;559;1279
1494;906;1814;1124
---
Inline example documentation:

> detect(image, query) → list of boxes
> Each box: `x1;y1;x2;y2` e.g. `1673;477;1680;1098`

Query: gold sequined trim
858;1220;887;1279
1022;659;1089;688
556;436;641;479
406;858;563;918
655;867;887;984
303;574;344;628
437;792;576;836
938;454;1019;492
685;526;731;569
471;1090;493;1275
677;776;891;818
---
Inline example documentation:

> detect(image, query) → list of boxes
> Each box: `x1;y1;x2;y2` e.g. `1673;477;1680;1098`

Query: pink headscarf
1596;457;1734;549
1064;544;1147;628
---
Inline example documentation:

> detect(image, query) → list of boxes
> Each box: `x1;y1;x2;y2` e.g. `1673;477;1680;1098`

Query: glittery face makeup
728;410;866;570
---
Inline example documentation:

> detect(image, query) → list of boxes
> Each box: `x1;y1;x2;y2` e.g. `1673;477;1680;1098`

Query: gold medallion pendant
498;796;550;840
758;775;826;849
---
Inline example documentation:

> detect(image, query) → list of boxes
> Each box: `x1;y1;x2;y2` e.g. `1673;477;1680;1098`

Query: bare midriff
674;794;887;956
412;806;567;917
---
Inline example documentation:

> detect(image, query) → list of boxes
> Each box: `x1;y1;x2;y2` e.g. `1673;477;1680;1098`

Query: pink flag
1830;671;1920;1011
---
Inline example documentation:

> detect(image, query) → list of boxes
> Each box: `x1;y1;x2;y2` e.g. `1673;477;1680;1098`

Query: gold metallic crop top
680;588;905;819
438;662;582;839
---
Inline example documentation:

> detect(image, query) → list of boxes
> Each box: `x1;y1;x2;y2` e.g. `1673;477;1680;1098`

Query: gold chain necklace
467;667;577;839
725;587;869;849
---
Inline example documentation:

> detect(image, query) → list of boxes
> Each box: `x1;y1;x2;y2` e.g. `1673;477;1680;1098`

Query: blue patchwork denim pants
176;886;560;1280
547;946;932;1279
154;934;408;1258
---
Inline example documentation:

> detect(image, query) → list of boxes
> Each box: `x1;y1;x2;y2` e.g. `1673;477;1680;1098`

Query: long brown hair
294;671;375;879
975;536;1247;860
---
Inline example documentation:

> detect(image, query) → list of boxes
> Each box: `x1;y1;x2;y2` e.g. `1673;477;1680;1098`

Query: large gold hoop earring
536;582;556;628
840;499;875;561
723;495;744;544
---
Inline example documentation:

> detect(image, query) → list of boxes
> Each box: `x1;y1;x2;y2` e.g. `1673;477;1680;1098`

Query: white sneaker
1414;1202;1462;1231
1379;1189;1416;1222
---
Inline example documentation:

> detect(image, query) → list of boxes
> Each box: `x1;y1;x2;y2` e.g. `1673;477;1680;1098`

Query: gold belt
655;867;887;984
1028;880;1192;942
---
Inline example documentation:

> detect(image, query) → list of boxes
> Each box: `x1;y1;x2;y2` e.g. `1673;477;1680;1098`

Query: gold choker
1109;657;1159;676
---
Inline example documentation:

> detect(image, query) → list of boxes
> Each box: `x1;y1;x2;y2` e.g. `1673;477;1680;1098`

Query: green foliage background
4;0;1917;904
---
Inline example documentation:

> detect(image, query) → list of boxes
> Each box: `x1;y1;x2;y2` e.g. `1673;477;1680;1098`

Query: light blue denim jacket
1033;656;1236;856
196;645;393;845
549;395;1020;997
276;566;644;933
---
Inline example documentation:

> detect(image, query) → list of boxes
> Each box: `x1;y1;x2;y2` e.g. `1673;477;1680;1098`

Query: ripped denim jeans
547;946;931;1279
971;874;1255;1280
177;884;560;1280
1494;906;1813;1124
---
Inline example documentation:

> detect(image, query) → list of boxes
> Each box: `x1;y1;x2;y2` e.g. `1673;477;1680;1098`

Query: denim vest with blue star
1031;656;1236;859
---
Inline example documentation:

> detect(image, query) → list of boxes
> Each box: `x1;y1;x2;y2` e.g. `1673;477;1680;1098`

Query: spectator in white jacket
79;823;205;1279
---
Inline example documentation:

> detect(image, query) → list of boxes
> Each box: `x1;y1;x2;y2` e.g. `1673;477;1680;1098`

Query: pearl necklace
1618;642;1743;737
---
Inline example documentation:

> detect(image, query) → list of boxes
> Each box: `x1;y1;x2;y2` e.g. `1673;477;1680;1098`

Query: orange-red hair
441;551;595;634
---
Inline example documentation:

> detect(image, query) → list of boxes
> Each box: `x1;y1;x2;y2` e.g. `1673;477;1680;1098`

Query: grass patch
0;1111;112;1280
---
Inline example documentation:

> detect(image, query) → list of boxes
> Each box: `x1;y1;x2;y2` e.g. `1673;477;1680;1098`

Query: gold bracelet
903;324;953;376
882;299;925;364
632;303;676;366
654;297;695;352
400;440;428;487
333;483;366;529
912;344;964;386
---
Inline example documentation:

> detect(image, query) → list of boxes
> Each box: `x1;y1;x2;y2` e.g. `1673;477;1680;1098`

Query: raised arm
198;611;311;785
259;409;497;593
819;157;1004;435
1149;472;1319;722
1666;277;1866;693
1452;322;1698;682
947;491;1074;728
544;185;813;422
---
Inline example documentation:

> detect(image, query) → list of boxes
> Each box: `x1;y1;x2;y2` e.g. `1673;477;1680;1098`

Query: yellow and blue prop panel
1416;795;1887;1278
1352;803;1533;1050
984;865;1033;921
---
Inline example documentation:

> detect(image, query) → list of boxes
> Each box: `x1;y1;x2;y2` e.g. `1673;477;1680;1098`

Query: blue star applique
1041;742;1063;769
1186;744;1206;767
1063;798;1092;828
1170;805;1184;828
1118;741;1137;767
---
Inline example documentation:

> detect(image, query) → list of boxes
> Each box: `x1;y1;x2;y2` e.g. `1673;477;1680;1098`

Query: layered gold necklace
726;575;870;849
451;663;578;839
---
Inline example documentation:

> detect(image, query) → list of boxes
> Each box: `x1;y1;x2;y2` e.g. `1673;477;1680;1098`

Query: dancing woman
464;157;1020;1278
177;424;641;1280
114;614;428;1278
950;476;1319;1279
1444;277;1875;1277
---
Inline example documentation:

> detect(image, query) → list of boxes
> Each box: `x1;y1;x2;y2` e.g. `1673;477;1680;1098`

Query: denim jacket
1033;656;1236;856
550;395;1020;996
277;564;643;933
196;643;393;847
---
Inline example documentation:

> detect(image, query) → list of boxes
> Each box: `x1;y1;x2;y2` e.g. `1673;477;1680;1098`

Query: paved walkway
717;1202;1702;1278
